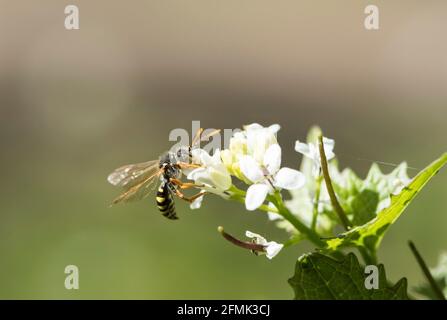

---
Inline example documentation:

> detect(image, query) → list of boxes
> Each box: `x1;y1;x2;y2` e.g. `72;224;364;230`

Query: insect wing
111;174;161;204
108;160;159;188
108;160;162;204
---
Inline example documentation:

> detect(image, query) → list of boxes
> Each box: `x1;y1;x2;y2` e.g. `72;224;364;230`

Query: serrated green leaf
290;125;413;236
328;162;411;226
349;189;379;225
325;153;447;255
289;252;408;300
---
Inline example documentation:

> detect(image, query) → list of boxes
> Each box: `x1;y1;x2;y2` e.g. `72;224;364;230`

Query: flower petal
263;144;281;175
210;149;222;164
246;127;278;163
274;167;305;190
268;124;281;134
265;241;284;259
245;183;269;211
190;148;212;166
209;165;232;191
190;195;204;210
245;230;263;240
322;137;335;161
243;123;263;131
267;211;282;221
245;230;267;245
229;132;247;154
199;151;214;166
187;167;207;181
233;131;246;139
187;168;216;187
323;137;335;149
239;155;264;182
267;202;282;221
220;149;233;167
295;141;312;158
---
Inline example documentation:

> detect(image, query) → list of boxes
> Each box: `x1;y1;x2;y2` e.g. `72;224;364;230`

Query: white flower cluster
185;123;326;259
188;123;306;211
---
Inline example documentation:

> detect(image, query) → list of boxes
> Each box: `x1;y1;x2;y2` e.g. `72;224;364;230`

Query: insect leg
174;189;207;203
170;178;205;190
177;162;202;170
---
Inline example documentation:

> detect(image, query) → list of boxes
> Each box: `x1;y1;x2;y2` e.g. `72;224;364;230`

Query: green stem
318;135;352;230
317;135;377;264
228;185;246;196
408;241;446;300
283;234;304;248
229;185;331;251
269;192;325;248
358;247;377;265
311;175;323;231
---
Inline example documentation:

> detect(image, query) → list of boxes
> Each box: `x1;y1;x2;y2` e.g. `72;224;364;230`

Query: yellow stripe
156;196;165;203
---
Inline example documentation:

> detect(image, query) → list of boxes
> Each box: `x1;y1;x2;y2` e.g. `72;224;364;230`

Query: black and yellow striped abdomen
156;183;178;220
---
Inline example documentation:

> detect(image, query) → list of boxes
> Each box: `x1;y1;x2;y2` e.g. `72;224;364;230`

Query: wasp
107;128;219;220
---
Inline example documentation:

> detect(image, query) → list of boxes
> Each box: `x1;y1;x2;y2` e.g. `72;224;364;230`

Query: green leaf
325;153;447;256
289;125;414;236
289;252;408;300
329;162;411;226
349;189;379;225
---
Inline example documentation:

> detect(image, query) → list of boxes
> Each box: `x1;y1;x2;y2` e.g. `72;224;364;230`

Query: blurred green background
0;1;446;299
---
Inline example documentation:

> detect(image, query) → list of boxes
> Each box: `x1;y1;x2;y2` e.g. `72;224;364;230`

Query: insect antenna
191;127;204;147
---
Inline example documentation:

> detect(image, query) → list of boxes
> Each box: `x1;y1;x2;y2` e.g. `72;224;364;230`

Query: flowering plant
185;123;447;300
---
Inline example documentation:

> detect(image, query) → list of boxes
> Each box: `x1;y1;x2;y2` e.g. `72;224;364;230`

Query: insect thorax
158;152;171;167
159;151;181;182
174;146;191;163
